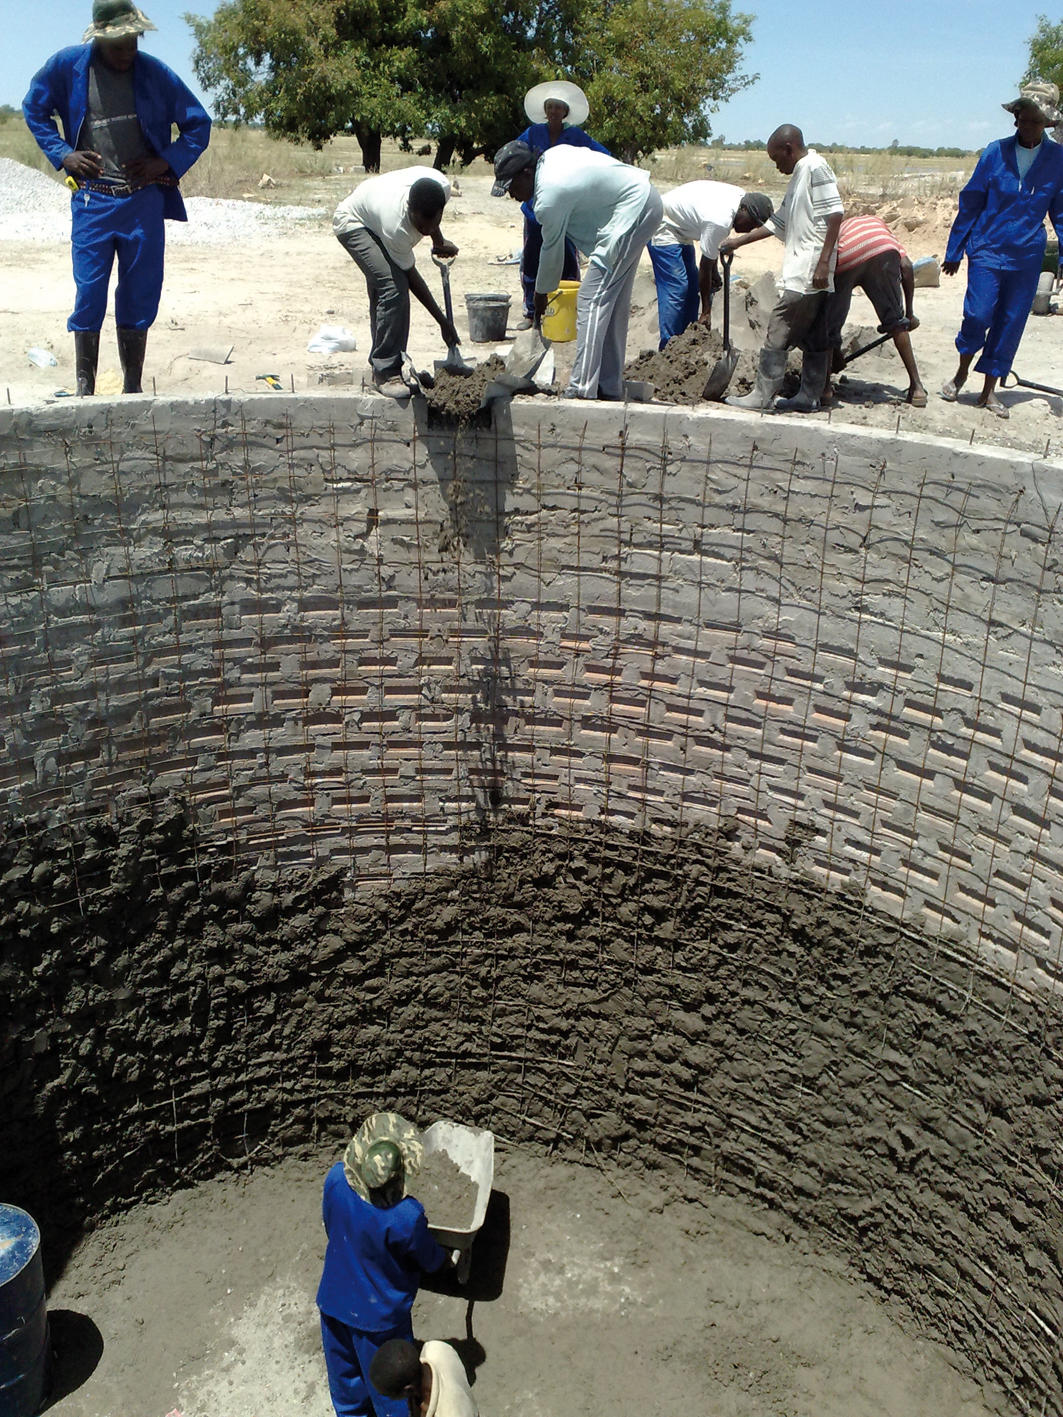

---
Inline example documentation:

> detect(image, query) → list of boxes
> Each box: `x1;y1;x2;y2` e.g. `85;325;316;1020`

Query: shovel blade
703;347;738;401
434;345;475;376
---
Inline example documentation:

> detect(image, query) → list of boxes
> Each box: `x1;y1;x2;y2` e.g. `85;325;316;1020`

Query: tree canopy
1024;14;1063;93
184;0;753;170
570;0;754;163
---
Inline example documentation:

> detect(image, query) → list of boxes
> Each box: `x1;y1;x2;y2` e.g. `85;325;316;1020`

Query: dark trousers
337;225;411;378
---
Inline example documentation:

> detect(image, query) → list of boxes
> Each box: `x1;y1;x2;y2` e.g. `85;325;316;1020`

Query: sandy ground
41;1144;1001;1417
2;172;1062;457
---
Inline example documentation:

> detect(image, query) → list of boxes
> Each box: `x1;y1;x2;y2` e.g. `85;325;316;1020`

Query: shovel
703;249;737;400
432;254;474;376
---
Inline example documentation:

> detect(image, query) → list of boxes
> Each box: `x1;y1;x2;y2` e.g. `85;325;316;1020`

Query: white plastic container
420;1120;494;1282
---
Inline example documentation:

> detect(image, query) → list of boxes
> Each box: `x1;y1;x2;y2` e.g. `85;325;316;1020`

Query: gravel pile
0;157;325;244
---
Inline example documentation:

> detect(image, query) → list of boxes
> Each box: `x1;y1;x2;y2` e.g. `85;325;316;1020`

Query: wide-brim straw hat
524;81;590;128
1002;80;1061;125
342;1111;423;1201
83;0;156;42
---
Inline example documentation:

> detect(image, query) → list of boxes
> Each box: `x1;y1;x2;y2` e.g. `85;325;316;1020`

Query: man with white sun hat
511;79;611;329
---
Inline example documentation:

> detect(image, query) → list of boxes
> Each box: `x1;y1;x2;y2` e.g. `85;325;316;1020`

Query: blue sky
5;0;1046;150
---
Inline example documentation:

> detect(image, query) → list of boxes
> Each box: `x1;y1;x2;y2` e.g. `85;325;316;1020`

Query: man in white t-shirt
721;124;844;412
648;183;773;348
370;1337;477;1417
492;139;663;399
334;168;460;398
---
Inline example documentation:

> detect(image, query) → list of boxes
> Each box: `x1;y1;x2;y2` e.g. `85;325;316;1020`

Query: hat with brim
1002;81;1061;125
342;1111;423;1201
524;81;590;128
83;0;156;42
492;139;538;197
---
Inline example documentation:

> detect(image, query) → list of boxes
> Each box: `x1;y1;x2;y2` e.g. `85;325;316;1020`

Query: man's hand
812;259;830;290
439;318;460;348
533;290;549;328
719;237;737;257
125;155;171;182
942;260;961;276
432;238;459;259
62;150;103;180
698;309;714;328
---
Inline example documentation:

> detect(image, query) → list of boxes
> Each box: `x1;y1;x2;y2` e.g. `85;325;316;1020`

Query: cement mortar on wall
1;395;1062;983
2;395;1063;1409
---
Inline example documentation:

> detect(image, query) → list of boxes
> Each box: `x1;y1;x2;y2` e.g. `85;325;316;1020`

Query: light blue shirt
532;147;651;293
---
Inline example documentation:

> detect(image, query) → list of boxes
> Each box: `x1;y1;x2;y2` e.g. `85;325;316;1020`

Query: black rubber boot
74;330;100;396
116;326;148;393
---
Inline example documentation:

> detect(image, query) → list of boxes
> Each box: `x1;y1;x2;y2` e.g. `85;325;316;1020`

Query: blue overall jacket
22;44;211;222
945;134;1063;270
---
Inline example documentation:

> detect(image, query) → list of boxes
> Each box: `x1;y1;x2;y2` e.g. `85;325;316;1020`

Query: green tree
184;0;425;171
568;0;755;163
1024;13;1063;91
410;0;542;167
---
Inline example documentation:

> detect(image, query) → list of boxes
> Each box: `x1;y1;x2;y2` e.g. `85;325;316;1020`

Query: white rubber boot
775;349;831;413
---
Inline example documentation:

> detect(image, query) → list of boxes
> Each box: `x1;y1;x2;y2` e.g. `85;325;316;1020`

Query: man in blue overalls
23;0;211;396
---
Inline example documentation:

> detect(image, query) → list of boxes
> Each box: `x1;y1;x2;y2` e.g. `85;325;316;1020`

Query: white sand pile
0;156;325;244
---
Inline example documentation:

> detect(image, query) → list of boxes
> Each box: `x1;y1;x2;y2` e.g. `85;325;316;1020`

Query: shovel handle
436;261;457;329
720;248;732;348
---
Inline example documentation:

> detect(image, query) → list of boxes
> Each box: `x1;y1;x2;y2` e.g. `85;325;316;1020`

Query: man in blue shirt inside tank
317;1116;452;1417
22;0;210;398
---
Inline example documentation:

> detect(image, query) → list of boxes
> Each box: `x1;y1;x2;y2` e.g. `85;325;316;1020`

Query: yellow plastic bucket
541;280;579;342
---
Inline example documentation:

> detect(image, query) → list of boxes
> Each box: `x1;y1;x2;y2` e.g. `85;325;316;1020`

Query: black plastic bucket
0;1206;48;1417
465;293;511;342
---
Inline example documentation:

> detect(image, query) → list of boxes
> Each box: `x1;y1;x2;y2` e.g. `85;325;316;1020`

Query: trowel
432;254;474;376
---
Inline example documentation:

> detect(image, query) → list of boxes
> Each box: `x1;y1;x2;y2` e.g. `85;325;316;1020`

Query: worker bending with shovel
720;124;843;413
492;140;662;400
334;168;461;398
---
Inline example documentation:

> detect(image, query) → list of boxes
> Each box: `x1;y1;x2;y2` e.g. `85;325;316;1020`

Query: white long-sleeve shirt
333;167;450;270
532;147;652;293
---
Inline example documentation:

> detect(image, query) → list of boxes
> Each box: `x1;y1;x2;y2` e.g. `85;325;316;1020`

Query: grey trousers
763;287;831;356
567;187;665;399
336;225;409;377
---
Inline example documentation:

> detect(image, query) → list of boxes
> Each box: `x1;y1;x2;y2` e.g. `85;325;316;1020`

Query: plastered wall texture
1;396;1062;1409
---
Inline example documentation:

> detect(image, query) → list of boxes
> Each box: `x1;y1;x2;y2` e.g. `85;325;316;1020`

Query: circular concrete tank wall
1;395;1061;1411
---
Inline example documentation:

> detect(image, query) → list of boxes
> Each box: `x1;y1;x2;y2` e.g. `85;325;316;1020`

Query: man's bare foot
940;375;965;401
906;386;928;407
977;392;1009;419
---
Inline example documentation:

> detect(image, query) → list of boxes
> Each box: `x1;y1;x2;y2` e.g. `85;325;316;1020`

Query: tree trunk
354;128;382;173
434;136;456;171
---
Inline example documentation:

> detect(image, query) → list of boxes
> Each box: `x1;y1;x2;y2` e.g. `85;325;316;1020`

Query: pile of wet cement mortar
425;355;507;420
414;1149;478;1230
624;321;762;402
2;806;1062;1411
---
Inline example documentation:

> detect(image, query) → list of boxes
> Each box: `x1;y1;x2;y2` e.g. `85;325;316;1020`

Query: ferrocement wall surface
1;395;1062;1410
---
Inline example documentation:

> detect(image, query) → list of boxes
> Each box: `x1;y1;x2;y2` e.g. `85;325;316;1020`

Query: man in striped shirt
823;214;925;407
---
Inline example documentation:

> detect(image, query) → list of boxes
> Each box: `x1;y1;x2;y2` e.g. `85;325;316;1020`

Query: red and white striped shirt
834;215;907;275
